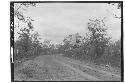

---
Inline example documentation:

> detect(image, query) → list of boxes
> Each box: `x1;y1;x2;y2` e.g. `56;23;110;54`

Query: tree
87;19;110;61
14;28;33;60
13;3;44;62
14;3;36;40
63;34;73;51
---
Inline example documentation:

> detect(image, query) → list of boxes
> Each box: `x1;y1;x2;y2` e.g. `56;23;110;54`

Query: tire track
56;55;121;77
53;55;121;81
53;57;101;81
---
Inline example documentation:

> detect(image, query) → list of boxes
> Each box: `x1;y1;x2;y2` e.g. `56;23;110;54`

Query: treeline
14;18;121;69
14;26;56;61
13;3;121;68
14;31;57;62
13;3;56;62
56;19;121;69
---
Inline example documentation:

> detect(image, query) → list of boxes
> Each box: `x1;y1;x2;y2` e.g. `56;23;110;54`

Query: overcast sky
15;3;121;43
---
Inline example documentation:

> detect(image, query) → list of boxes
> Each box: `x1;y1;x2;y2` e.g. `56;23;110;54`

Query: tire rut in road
53;58;101;81
54;55;121;81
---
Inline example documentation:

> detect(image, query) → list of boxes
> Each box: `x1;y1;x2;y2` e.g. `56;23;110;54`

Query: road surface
14;55;121;81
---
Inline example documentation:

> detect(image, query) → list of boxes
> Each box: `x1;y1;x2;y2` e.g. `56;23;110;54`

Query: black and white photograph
10;1;123;82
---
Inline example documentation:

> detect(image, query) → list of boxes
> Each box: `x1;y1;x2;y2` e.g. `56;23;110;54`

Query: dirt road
14;55;121;81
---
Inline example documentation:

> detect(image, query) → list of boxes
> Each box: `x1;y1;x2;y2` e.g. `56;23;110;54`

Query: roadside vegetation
12;3;122;72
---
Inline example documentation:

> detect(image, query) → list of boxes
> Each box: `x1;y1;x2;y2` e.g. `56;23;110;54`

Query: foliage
57;18;121;68
13;3;121;68
107;3;122;19
108;3;122;9
14;3;36;23
105;39;121;67
14;27;41;61
14;3;41;61
87;19;110;60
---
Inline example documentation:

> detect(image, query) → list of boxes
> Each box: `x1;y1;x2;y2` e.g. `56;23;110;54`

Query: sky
15;3;121;44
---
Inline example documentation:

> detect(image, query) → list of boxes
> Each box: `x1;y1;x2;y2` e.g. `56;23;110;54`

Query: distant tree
63;35;73;51
72;33;82;48
63;33;82;50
